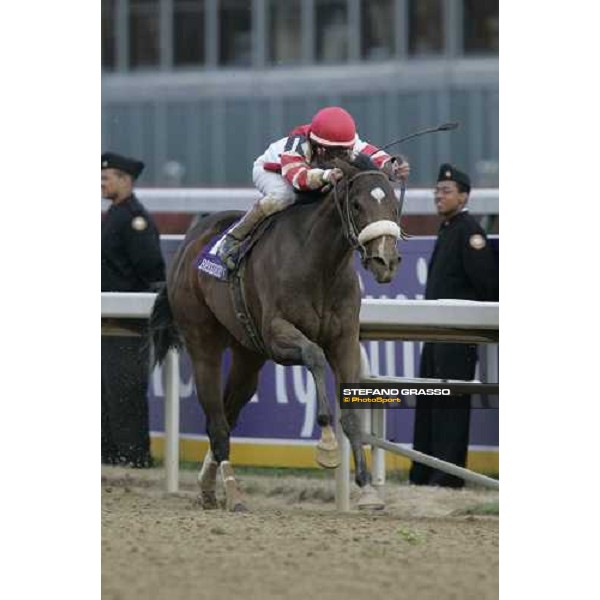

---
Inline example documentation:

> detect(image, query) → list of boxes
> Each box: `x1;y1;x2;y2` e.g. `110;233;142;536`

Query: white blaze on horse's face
370;187;386;204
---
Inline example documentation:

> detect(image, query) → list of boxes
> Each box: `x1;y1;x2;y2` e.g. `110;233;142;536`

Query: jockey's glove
321;168;344;184
383;156;410;182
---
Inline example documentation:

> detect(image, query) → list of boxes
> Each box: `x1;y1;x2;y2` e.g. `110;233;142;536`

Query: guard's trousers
101;336;151;466
409;342;477;488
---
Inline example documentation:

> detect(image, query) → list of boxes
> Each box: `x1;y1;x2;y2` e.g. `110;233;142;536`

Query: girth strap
229;257;269;357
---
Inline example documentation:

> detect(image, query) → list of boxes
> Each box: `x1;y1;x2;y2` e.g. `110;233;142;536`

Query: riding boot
218;202;269;270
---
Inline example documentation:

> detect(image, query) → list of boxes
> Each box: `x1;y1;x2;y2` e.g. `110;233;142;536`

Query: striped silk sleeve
354;137;393;170
280;134;326;191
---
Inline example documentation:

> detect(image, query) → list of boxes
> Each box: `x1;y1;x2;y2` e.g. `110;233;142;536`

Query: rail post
164;348;180;493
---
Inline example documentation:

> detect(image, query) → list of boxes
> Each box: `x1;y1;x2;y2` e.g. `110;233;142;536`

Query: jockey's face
312;144;352;166
101;168;134;203
434;181;467;218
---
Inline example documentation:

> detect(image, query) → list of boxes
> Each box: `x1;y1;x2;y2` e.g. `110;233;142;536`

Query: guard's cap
437;163;470;192
101;152;145;180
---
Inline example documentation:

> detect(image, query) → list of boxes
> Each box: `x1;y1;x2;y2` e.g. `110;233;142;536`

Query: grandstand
101;0;498;187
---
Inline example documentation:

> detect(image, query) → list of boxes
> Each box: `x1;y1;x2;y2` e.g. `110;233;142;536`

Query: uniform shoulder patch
469;233;486;250
131;216;148;231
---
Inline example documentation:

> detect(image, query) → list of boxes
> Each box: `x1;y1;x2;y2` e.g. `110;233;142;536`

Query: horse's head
331;156;402;284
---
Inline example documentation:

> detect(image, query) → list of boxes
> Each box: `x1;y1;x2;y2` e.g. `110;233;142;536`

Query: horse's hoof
225;494;248;512
357;485;385;511
198;490;219;510
315;445;341;469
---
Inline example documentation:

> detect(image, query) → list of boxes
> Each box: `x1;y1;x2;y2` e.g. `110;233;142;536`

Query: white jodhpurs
252;164;296;216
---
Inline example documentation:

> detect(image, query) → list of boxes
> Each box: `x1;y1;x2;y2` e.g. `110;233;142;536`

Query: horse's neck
301;195;353;275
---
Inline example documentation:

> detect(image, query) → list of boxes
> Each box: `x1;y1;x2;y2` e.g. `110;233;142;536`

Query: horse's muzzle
363;236;401;283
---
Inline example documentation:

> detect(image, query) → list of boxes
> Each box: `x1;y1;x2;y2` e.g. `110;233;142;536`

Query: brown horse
150;156;402;511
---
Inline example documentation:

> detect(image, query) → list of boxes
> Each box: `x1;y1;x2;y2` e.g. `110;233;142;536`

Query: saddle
196;214;276;282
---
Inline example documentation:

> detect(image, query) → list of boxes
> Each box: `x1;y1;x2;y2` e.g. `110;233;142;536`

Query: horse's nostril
371;256;388;268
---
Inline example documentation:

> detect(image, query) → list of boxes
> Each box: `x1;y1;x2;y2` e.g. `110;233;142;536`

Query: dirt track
102;466;498;600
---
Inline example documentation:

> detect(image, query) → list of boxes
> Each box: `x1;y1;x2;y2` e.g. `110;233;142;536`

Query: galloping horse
150;156;402;511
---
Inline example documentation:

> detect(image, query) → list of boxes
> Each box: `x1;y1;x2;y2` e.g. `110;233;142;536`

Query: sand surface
102;466;498;600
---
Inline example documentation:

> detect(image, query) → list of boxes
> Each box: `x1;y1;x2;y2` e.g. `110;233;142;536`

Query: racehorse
149;155;403;511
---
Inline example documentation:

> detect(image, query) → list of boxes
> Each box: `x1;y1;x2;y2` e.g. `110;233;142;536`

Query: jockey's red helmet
309;106;356;148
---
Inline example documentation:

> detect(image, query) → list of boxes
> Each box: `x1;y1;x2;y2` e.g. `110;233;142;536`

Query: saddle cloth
195;206;291;281
195;219;243;281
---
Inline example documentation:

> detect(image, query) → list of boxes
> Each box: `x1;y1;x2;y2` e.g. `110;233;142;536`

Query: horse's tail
148;284;182;366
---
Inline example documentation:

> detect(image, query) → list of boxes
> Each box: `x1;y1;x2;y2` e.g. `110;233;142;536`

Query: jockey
218;106;410;270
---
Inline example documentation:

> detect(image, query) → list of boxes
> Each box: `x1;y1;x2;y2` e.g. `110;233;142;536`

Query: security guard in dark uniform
101;152;165;467
409;163;498;488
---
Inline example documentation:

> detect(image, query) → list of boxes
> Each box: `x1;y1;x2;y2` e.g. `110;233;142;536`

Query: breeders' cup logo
199;258;226;279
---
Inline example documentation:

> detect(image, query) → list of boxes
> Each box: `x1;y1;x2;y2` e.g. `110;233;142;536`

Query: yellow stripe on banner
151;435;499;475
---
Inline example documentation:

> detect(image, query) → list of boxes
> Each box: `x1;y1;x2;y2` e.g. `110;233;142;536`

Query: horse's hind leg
267;318;340;469
217;344;266;512
188;352;226;509
188;343;242;512
192;342;263;513
223;343;265;430
197;447;219;510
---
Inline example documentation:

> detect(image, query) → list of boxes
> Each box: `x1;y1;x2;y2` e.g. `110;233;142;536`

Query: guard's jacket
410;209;498;487
425;210;498;302
101;195;165;292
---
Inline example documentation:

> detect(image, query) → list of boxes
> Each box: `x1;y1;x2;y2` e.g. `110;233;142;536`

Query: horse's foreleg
340;409;384;510
326;340;385;510
268;318;340;469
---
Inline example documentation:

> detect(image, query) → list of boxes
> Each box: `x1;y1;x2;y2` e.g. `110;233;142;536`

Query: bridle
332;170;403;264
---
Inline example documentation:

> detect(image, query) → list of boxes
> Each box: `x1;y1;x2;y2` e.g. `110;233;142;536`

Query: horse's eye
352;200;361;211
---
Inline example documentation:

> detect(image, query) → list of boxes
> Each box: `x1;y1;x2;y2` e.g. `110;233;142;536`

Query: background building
102;0;498;188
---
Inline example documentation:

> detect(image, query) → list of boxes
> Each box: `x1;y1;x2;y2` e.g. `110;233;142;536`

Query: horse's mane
321;153;378;173
349;153;378;172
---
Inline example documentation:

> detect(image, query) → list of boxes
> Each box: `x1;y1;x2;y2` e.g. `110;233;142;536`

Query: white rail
363;434;499;490
101;187;499;216
101;293;499;332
